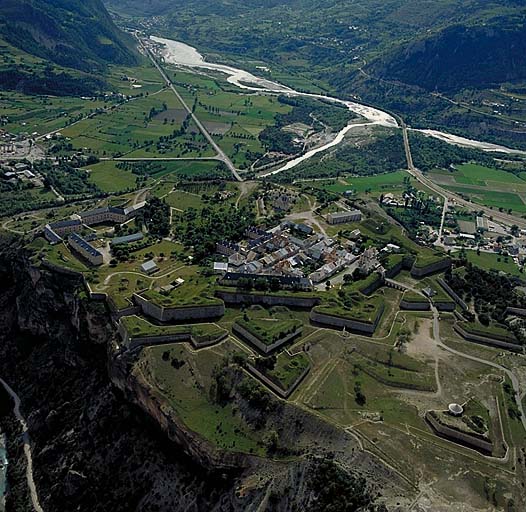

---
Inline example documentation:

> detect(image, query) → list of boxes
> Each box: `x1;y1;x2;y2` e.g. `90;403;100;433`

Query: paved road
402;122;526;229
137;36;243;182
100;156;223;162
438;197;448;240
0;378;43;512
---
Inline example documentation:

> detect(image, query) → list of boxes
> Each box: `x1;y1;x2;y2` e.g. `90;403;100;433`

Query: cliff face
0;254;245;511
111;352;252;472
0;245;403;510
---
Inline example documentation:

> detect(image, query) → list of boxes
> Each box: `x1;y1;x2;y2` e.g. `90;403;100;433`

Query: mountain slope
370;14;526;93
104;0;526;93
0;0;138;72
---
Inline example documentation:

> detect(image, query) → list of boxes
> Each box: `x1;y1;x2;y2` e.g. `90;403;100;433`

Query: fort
310;303;384;335
425;410;493;455
133;293;225;322
232;322;302;354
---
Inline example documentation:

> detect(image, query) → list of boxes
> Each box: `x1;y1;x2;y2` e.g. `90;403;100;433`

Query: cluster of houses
0;161;44;188
213;220;378;288
442;211;526;265
44;202;146;266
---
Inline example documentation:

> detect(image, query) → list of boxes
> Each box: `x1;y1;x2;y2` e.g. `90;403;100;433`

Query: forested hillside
370;14;526;93
105;0;526;93
0;0;138;72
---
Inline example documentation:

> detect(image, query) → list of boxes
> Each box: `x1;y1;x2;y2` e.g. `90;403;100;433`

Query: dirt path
235;181;258;208
0;378;43;512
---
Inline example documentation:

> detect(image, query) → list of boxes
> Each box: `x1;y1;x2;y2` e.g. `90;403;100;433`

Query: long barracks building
68;233;103;266
44;202;146;244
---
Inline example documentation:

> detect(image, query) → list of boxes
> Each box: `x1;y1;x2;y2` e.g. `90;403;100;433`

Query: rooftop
141;259;158;272
68;233;102;258
111;232;144;246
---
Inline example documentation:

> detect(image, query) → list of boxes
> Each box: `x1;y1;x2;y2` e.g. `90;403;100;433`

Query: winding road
0;378;43;512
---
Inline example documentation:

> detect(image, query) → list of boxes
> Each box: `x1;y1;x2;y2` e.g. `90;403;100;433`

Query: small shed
141;259;159;275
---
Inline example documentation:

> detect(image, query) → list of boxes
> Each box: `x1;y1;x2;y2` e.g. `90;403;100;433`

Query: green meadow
429;163;526;213
304;171;409;197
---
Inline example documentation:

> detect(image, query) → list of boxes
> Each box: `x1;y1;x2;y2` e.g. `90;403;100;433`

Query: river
0;433;6;512
150;36;526;174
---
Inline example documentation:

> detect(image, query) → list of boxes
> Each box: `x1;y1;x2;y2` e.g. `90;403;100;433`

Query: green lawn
314;294;385;324
121;315;226;342
85;161;140;193
140;342;265;455
258;351;310;390
165;190;204;210
460;321;518;343
351;351;436;392
140;273;221;308
455;163;526;185
460;250;522;277
309;171;409;197
446;186;526;213
236;316;302;345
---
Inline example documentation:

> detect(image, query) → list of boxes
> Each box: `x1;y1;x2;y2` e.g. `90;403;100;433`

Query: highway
137;36;243;182
401;121;526;229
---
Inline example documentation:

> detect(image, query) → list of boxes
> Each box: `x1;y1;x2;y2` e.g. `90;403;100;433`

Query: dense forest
446;263;526;326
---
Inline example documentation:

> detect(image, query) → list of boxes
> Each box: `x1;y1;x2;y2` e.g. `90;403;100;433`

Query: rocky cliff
0;238;402;510
0;245;245;511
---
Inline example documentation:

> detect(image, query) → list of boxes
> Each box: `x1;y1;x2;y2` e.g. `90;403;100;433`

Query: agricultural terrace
86;160;231;195
60;87;214;159
167;69;293;168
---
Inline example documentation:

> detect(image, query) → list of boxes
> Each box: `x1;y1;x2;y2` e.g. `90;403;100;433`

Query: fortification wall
246;363;310;399
385;261;403;279
41;259;84;277
359;275;384;296
433;300;455;312
232;323;302;354
505;307;526;318
437;278;468;311
216;290;320;308
411;258;451;278
400;300;430;311
134;293;225;322
425;411;493;454
310;304;384;335
454;325;523;352
118;321;228;350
